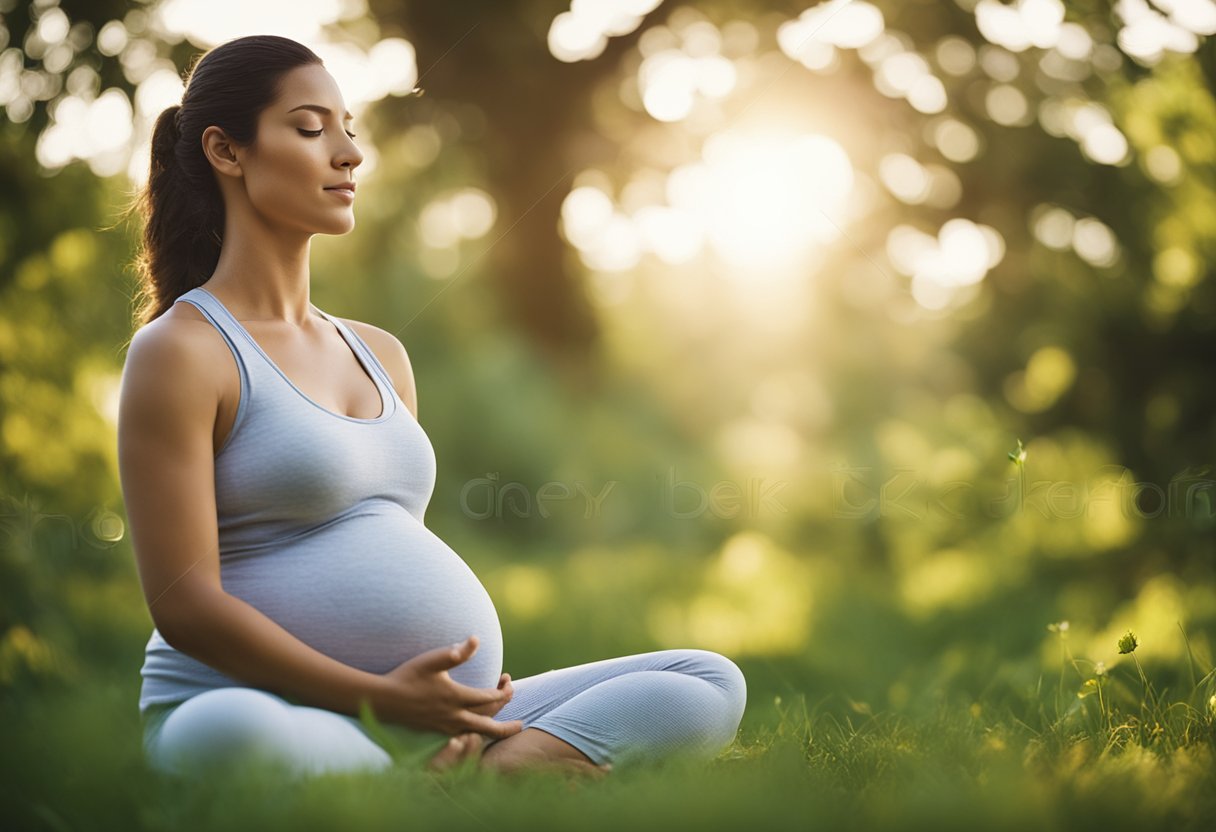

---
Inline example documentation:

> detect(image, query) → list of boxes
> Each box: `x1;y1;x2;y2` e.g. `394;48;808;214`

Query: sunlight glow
1030;203;1121;268
29;1;419;180
417;188;497;250
158;0;348;45
37;87;133;175
777;0;885;73
1071;216;1120;267
1115;0;1216;64
871;48;949;114
887;218;1005;310
985;84;1030;126
879;153;931;204
934;36;976;75
1144;144;1183;183
932;118;981;162
493;564;556;620
638;49;737;122
548;0;664;63
974;0;1066;52
648;532;816;656
563;130;856;274
900;548;998;617
632;205;705;265
1037;98;1129;166
1004;345;1077;412
672;130;855;269
1086;573;1193;663
714;417;806;475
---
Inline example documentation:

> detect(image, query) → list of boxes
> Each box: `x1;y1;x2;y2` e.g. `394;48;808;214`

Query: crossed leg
142;687;394;779
478;648;747;771
141;649;746;779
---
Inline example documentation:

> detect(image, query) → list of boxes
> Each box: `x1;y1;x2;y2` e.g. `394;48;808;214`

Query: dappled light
3;0;1216;827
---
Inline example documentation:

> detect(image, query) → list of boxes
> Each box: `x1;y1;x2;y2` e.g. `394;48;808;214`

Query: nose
337;140;363;172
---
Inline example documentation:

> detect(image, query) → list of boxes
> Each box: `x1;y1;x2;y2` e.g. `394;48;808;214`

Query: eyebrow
287;104;354;121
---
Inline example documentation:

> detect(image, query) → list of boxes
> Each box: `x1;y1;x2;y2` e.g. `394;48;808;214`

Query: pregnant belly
219;501;503;690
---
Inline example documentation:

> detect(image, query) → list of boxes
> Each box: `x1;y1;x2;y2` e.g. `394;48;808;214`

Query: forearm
159;587;395;721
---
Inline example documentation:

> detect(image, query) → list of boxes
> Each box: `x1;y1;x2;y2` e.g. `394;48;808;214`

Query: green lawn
5;636;1215;832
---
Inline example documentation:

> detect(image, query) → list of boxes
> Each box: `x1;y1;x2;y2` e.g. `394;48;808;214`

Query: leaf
357;699;448;767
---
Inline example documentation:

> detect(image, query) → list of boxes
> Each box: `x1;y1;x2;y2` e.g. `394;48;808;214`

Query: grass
3;621;1216;832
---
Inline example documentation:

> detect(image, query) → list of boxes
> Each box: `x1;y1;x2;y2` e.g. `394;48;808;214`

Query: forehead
275;65;352;120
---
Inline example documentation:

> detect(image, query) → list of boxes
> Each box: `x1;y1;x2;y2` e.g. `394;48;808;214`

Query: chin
321;218;356;234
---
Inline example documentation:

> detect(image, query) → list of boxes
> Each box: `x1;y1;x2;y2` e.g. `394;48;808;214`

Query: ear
201;125;243;180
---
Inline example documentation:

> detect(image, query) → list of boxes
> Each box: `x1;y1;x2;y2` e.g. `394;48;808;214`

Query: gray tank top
138;286;503;713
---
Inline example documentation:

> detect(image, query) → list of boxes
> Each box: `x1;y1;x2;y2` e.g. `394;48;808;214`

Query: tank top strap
172;287;270;380
314;309;400;399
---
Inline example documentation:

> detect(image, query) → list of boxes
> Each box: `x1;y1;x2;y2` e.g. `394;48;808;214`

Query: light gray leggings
142;648;747;778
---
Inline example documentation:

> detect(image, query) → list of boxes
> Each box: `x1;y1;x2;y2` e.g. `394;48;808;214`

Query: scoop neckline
193;285;395;425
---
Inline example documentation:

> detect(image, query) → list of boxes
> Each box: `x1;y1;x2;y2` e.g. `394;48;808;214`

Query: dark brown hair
122;34;322;327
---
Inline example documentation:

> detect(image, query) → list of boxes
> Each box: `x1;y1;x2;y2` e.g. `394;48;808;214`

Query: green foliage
2;0;1216;827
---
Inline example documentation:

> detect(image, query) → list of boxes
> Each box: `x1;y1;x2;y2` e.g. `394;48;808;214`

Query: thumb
432;635;478;670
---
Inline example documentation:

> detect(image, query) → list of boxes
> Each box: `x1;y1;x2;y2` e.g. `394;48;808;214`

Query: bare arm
117;320;394;720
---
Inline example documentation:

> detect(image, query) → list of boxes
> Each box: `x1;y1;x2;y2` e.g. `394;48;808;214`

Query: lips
325;182;357;192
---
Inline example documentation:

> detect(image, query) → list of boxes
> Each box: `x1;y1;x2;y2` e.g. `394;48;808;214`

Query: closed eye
299;128;358;139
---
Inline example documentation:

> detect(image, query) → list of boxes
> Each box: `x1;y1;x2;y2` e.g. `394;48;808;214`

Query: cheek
248;147;323;213
269;147;316;187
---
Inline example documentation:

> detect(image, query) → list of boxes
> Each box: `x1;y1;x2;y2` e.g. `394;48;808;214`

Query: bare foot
481;753;612;779
426;732;485;772
479;731;613;780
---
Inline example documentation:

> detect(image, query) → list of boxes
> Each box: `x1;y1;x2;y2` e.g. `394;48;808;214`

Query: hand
379;634;524;740
426;731;488;772
467;672;513;719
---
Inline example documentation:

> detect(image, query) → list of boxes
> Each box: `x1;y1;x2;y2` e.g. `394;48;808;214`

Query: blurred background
2;0;1215;755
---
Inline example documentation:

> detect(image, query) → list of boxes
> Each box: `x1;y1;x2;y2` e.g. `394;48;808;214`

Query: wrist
358;671;398;721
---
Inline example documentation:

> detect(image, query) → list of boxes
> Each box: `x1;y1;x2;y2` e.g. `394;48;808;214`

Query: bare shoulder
124;304;228;392
336;317;418;419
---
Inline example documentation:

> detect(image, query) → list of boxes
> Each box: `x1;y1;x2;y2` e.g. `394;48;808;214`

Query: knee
152;688;299;777
714;653;748;730
681;649;748;731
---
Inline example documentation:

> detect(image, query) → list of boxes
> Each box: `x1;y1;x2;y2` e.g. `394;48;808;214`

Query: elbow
151;586;225;653
154;612;198;653
154;616;193;652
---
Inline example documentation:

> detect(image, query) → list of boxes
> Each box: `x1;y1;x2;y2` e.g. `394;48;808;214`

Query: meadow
5;1;1216;828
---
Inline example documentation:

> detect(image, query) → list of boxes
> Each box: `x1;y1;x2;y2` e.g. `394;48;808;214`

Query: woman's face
208;64;364;236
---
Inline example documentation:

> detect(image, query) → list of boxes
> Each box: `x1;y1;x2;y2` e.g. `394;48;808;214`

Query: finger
463;716;524;739
464;700;502;719
458;733;485;760
421;635;479;672
450;680;514;707
415;641;465;672
426;735;466;772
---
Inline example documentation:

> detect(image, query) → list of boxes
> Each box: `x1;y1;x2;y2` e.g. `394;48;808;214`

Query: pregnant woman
116;35;746;780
